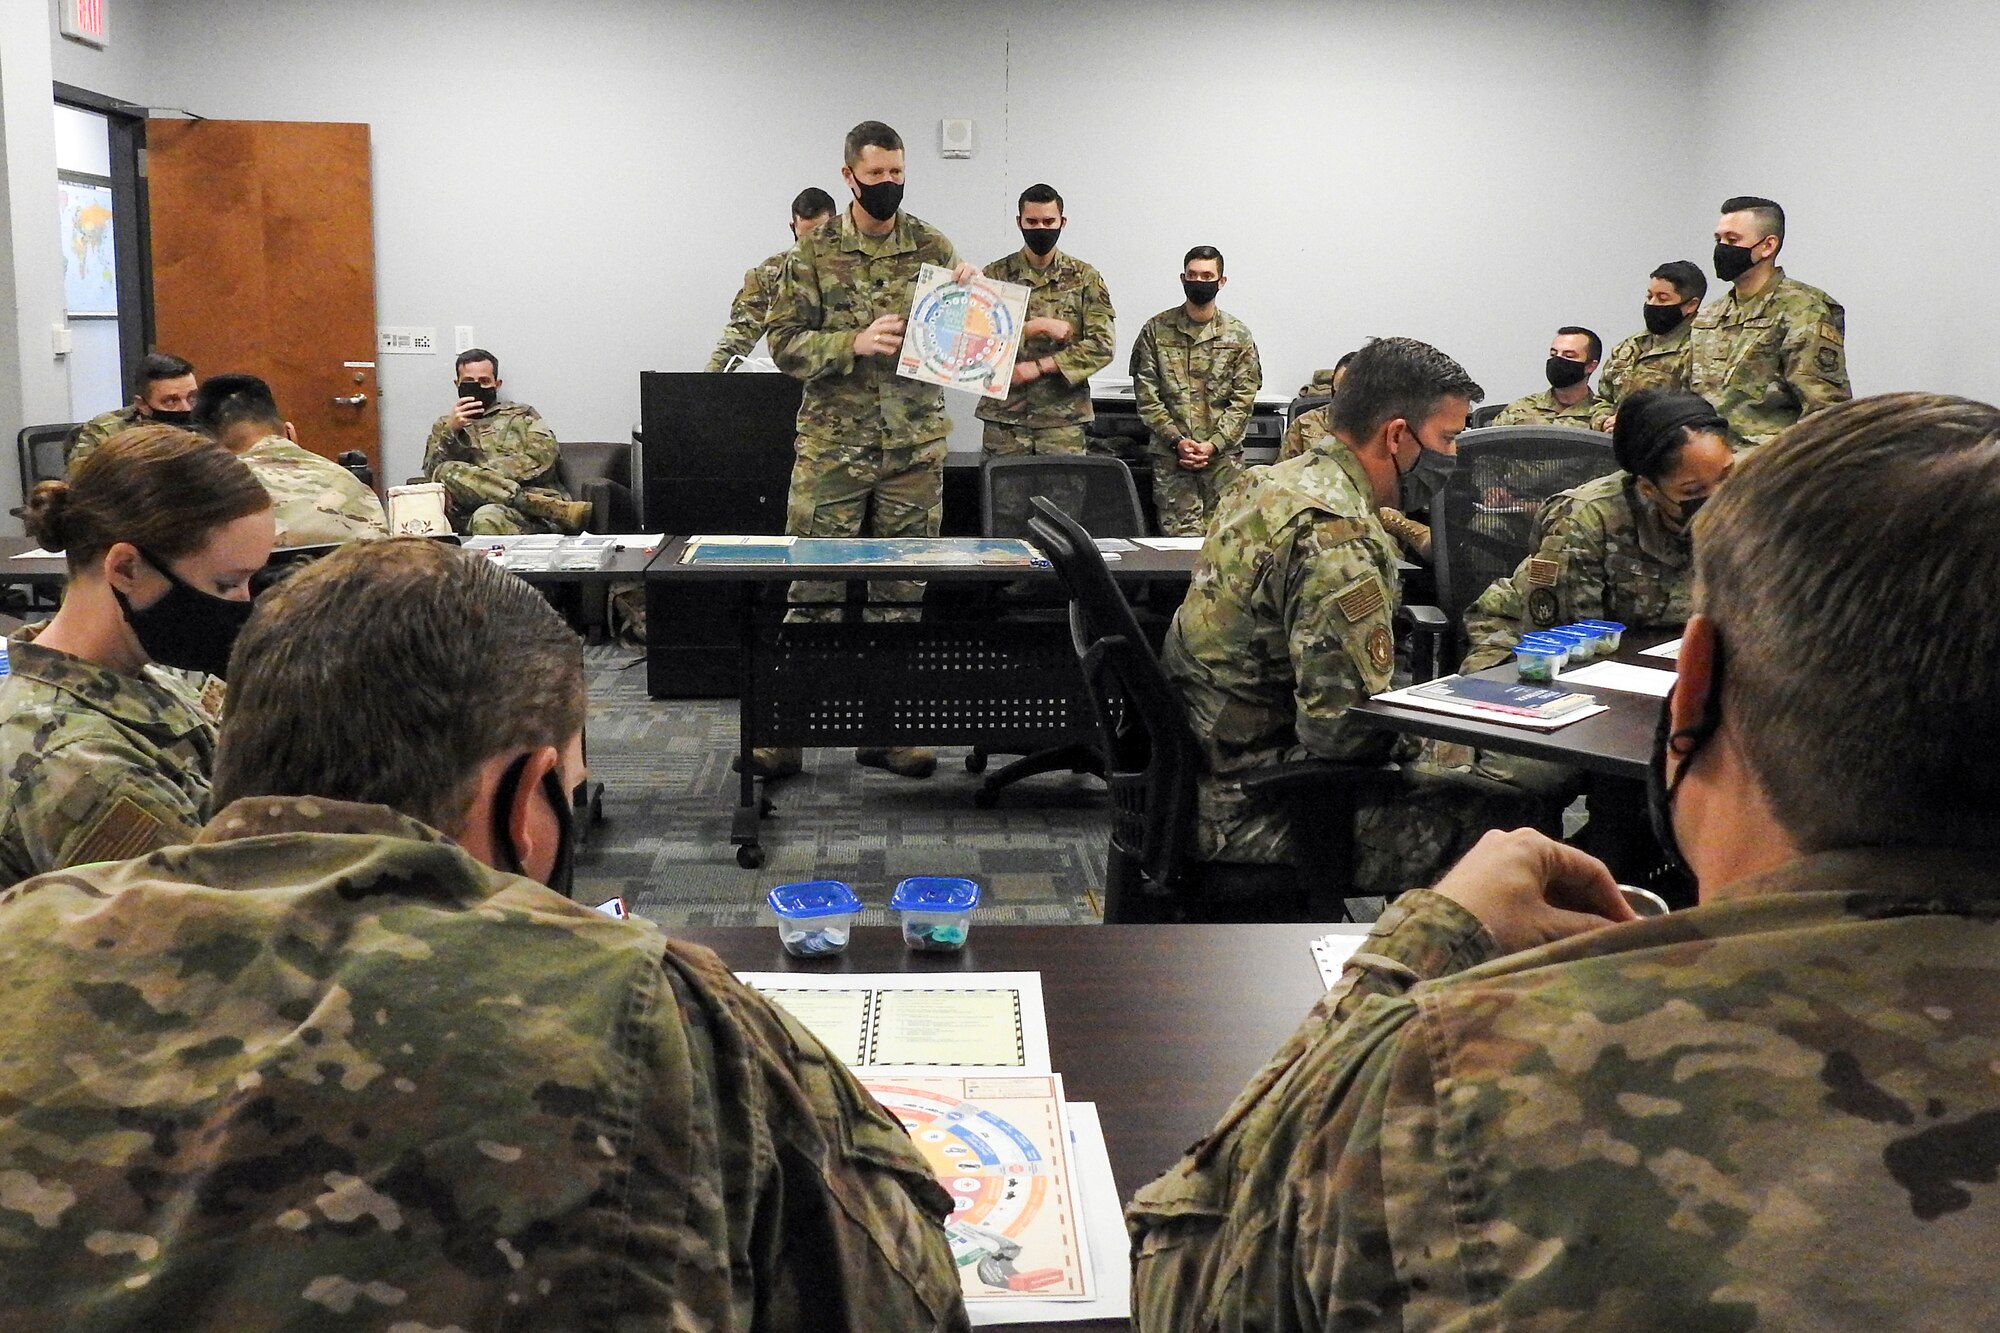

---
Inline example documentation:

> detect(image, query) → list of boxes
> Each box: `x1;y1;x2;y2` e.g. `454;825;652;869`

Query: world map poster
896;263;1029;400
60;179;117;317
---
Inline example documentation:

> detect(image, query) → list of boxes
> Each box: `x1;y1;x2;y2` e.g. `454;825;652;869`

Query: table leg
729;583;771;870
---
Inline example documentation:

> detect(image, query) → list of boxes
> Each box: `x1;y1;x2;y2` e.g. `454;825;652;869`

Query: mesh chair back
1432;425;1620;640
18;424;77;494
982;455;1145;540
1028;496;1200;902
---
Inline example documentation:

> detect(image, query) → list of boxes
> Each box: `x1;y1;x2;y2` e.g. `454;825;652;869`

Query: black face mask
1646;662;1724;891
853;178;904;223
1182;278;1220;307
1545;356;1591;390
1403;448;1457;512
146;408;195;428
1643;303;1689;336
1713;241;1759;282
1644;482;1707;534
113;547;257;679
456;381;498;414
1021;226;1061;256
493;753;577;899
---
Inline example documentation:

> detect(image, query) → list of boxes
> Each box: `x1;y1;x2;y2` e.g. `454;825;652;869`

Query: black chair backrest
1468;403;1505;429
981;454;1145;539
1028;495;1201;896
555;440;633;491
1432;424;1620;640
18;424;77;495
336;450;374;489
1286;394;1331;430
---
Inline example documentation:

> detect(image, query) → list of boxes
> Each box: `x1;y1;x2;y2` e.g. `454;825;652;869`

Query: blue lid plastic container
890;877;981;953
768;880;863;957
1574;619;1627;653
1544;625;1602;661
1514;635;1568;683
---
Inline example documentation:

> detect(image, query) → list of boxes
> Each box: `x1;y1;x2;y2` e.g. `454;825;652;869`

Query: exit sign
60;0;107;48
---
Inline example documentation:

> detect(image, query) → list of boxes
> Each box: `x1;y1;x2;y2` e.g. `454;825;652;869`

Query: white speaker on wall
939;118;974;159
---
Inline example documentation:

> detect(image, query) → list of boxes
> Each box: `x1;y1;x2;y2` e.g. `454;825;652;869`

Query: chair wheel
973;787;1000;810
965;753;988;773
759;797;775;816
736;845;765;869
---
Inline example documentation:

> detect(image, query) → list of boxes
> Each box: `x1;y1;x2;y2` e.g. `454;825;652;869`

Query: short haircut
790;186;835;220
1693;392;2000;852
1611;388;1727;480
1652;260;1708;304
132;351;194;397
455;348;499;377
843;120;903;168
1557;325;1603;363
1720;195;1785;246
1018;183;1063;213
1333;351;1358;373
214;539;588;834
1183;245;1224;275
24;425;271;573
193;372;284;437
1329;337;1485;439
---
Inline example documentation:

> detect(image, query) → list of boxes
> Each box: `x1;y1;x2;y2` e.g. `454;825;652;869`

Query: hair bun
23;480;72;552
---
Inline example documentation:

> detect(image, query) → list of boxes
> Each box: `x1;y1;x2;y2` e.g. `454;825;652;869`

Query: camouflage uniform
704;248;789;372
1275;403;1336;464
1688;266;1851;448
767;208;958;621
1297;368;1338;396
1160;448;1540;895
240;435;388;546
1130;306;1263;536
1460;470;1692;671
1492;386;1615;431
0;796;970;1331
1598;318;1693;406
0;625;216;885
1130;850;2000;1331
421;401;582;537
64;404;145;471
975;248;1116;457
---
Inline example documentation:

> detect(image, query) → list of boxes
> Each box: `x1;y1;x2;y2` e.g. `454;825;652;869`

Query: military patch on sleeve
1335;577;1387;624
1816;343;1842;375
1366;624;1394;674
198;677;229;719
1526;558;1559;588
69;796;178;868
1527;587;1560;627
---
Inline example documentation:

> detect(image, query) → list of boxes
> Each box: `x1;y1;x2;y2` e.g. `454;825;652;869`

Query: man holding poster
761;120;980;781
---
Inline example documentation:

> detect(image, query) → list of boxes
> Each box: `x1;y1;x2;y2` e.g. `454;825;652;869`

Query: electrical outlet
455;325;475;353
51;324;72;356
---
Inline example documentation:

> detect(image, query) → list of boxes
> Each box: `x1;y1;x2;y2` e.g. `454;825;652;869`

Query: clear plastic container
1575;620;1627;654
890;877;981;953
1514;635;1569;683
1544;625;1602;661
767;880;862;957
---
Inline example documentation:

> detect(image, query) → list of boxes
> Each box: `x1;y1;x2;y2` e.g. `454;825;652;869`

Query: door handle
333;394;368;407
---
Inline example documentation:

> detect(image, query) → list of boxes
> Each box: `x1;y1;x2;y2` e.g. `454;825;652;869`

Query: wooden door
147;120;380;477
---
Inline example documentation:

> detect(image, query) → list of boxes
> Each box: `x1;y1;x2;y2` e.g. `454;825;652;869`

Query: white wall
75;0;1705;483
1695;0;2000;402
49;0;156;108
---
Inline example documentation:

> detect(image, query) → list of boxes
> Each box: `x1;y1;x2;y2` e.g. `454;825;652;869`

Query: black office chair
1286;394;1331;430
1425;424;1619;670
1028;496;1398;923
1468;403;1505;430
337;450;375;490
966;455;1149;806
18;424;77;496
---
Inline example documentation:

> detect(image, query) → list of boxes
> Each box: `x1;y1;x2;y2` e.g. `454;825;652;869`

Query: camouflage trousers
434;461;581;537
1198;764;1559;899
1148;441;1243;537
980;422;1088;457
784;433;946;623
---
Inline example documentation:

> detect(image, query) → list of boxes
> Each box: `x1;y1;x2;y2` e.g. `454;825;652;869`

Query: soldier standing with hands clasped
752;120;982;782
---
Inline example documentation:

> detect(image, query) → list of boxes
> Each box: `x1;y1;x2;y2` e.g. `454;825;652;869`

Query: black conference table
677;920;1363;1333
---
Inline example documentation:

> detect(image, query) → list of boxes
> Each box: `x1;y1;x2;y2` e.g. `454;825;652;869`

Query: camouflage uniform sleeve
767;246;856;383
1210;331;1263;449
1587;397;1616;432
1281;517;1396;759
1128;891;1499;1333
1780;297;1852;419
704;263;772;372
1598;339;1632;405
1491;398;1531;427
1052;268;1115;385
1459;493;1581;671
1277;414;1311;463
421;415;461;479
20;732;206;872
654;942;970;1331
1131;320;1181;441
477;411;562;486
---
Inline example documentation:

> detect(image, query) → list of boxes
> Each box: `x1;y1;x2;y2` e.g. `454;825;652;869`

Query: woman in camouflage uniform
0;426;273;883
1461;389;1735;672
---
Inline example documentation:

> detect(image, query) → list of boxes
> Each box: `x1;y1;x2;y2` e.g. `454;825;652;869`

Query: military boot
516;488;593;533
733;747;802;780
855;746;937;779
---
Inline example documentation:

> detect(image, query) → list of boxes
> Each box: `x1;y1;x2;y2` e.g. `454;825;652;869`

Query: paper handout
896;263;1030;399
